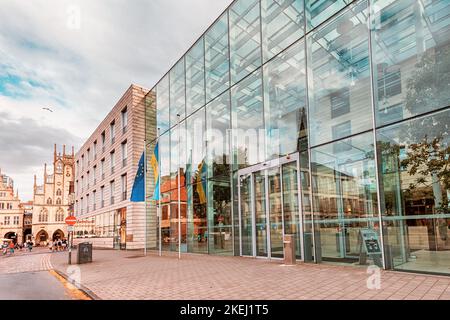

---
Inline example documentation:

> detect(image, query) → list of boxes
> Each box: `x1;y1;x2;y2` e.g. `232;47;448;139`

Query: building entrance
238;153;303;260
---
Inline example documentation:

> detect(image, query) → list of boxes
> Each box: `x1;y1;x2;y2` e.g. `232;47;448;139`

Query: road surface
0;248;89;300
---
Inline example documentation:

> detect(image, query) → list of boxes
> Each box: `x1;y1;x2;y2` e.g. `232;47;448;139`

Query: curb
53;268;102;300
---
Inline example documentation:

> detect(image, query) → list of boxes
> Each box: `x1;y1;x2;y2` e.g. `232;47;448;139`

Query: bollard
283;234;296;265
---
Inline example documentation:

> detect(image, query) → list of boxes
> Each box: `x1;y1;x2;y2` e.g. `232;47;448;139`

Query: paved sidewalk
50;249;450;300
0;247;53;274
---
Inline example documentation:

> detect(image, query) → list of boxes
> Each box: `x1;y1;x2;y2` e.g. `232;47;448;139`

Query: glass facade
145;0;450;276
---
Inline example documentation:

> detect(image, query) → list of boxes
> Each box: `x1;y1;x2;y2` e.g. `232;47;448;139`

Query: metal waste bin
77;242;92;264
283;234;296;265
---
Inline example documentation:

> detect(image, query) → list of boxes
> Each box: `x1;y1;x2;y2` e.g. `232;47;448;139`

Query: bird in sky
42;107;53;112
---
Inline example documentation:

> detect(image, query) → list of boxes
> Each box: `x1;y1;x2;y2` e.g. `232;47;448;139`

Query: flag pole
144;139;147;256
158;127;162;257
177;114;181;260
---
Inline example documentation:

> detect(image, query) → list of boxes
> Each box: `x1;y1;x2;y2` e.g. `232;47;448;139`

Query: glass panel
254;171;267;257
205;13;230;103
206;91;231;177
300;150;315;262
170;121;187;190
229;0;262;84
377;109;450;274
231;70;265;168
371;0;450;126
261;0;305;62
264;39;308;160
206;91;233;256
311;132;380;264
187;181;208;253
307;1;372;146
156;75;170;133
186;108;206;185
306;0;352;31
186;38;206;115
160;190;171;251
240;174;253;255
208;178;233;255
170;59;186;127
283;162;301;258
268;167;283;258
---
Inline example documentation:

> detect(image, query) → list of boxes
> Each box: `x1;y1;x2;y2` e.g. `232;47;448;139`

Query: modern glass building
144;0;450;275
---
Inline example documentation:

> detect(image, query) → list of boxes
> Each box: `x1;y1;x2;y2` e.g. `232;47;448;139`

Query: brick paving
0;247;53;274
49;249;450;300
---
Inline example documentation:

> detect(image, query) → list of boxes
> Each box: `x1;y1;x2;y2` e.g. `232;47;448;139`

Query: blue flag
151;143;160;200
130;152;145;202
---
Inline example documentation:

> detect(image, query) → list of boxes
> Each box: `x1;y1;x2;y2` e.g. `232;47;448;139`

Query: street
0;248;89;300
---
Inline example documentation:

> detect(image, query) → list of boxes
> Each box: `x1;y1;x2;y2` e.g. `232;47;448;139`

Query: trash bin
77;242;92;264
283;234;296;265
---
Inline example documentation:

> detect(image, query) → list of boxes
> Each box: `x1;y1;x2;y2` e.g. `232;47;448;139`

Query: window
307;1;372;146
87;148;90;164
121;174;127;201
101;131;106;151
121;107;128;133
156;76;170;133
110;181;115;205
86;194;90;213
261;0;305;62
81;155;84;171
38;209;48;222
93;166;97;184
263;39;308;159
101;159;105;179
110;151;115;173
4;216;10;225
93;141;97;158
55;209;64;222
93;190;96;210
231;70;265;167
121;141;127;167
205;12;230;103
330;88;350;118
229;0;262;84
87;171;90;187
110;121;116;144
13;216;19;225
56;189;62;196
56;198;62;205
169;59;186;127
100;186;105;208
47;198;52;205
186;38;205;115
372;0;450;126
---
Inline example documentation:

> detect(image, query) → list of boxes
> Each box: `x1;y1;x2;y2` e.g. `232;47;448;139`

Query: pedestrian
62;239;67;251
8;241;14;255
27;241;33;252
48;240;53;252
2;242;7;255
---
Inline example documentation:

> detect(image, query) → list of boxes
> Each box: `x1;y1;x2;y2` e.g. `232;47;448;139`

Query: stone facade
32;145;74;246
74;84;150;250
0;170;24;243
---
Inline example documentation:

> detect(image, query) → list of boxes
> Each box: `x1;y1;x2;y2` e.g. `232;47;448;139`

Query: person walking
8;241;14;255
2;242;7;255
27;241;33;252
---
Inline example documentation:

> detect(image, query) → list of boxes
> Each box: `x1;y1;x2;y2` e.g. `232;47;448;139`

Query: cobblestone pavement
0;247;53;274
50;249;450;300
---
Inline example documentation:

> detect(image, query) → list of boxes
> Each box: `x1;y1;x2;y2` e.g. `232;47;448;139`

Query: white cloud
0;0;233;200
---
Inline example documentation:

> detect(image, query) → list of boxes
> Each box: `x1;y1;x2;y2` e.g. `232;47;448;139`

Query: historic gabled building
0;170;24;243
32;145;75;246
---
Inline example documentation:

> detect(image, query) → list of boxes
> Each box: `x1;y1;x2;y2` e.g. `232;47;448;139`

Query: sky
0;0;233;201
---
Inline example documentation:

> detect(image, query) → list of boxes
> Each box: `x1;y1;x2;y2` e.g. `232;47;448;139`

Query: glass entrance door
238;154;303;260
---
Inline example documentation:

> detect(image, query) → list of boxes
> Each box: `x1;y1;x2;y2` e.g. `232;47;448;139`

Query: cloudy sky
0;0;232;201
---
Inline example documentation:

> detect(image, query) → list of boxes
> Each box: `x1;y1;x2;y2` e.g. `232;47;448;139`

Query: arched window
39;209;48;222
56;189;62;196
56;198;62;205
47;198;52;205
55;208;64;222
